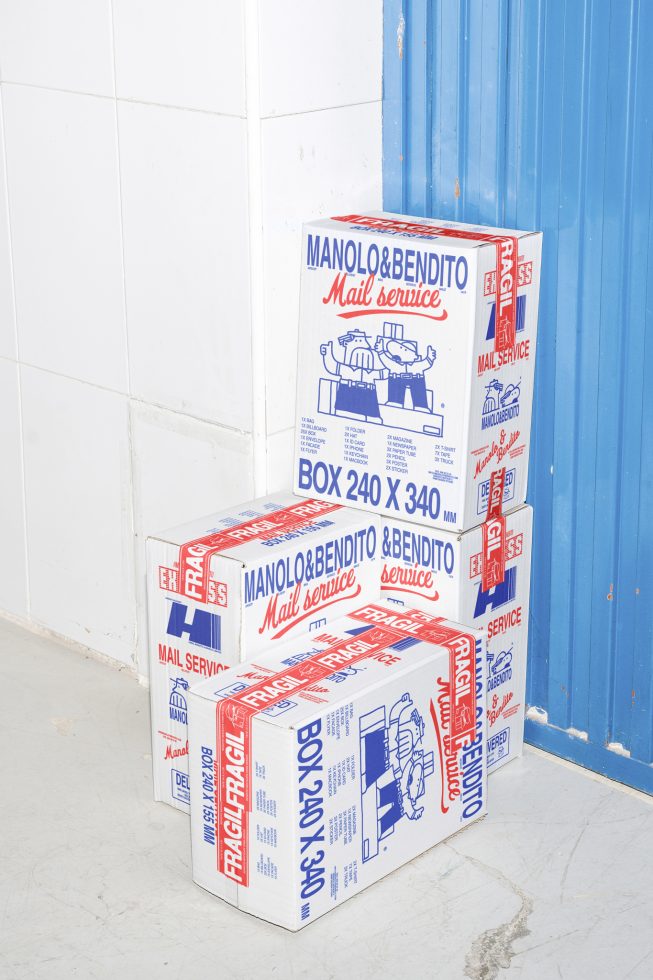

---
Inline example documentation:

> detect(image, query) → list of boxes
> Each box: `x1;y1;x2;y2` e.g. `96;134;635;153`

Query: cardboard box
380;504;532;771
147;494;380;811
293;212;542;532
188;600;486;931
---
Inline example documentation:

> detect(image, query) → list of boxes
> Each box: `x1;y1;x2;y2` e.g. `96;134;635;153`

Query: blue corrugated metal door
383;0;653;793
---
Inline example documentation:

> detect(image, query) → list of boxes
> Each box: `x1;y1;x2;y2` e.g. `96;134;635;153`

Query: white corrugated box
188;600;486;931
293;212;541;532
147;494;380;811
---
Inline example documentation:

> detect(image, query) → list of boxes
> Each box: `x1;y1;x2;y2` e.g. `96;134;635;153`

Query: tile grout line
245;0;268;494
0;77;246;119
0;353;257;440
0;76;381;122
0;85;31;618
108;0;140;668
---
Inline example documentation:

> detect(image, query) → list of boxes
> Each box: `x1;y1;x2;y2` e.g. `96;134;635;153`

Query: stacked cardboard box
146;211;541;930
292;212;541;772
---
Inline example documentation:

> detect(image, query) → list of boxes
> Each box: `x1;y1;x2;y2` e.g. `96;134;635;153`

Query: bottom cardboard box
188;600;487;930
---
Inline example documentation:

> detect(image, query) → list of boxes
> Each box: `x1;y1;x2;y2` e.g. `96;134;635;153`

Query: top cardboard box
293;212;542;532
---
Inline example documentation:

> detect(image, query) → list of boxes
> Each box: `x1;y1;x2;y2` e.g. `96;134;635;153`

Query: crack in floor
446;845;534;980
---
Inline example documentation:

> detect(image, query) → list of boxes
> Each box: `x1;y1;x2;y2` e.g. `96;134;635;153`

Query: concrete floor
1;619;652;980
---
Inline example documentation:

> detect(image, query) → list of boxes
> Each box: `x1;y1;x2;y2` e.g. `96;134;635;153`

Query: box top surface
190;601;484;731
305;211;541;247
149;493;376;563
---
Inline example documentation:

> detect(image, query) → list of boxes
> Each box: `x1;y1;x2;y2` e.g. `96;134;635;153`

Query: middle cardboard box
147;493;381;811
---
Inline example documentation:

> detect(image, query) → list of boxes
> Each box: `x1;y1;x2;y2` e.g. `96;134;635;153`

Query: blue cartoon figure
500;381;521;407
169;677;190;724
317;321;444;436
359;693;435;861
483;378;504;415
375;336;436;411
320;330;388;421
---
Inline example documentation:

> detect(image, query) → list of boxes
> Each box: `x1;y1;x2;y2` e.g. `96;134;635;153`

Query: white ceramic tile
20;366;136;666
119;101;252;430
131;401;254;675
261;102;383;433
0;0;114;96
266;428;294;492
2;85;128;391
259;0;382;117
0;100;16;360
0;359;27;618
113;0;245;115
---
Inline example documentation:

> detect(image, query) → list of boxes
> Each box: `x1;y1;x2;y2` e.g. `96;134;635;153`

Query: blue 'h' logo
166;601;221;652
473;566;517;618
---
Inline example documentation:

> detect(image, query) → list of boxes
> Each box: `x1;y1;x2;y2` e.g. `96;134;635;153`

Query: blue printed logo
481;378;521;430
169;677;189;724
166;600;221;652
477;467;515;515
486;294;526;341
487;727;510;768
487;644;514;691
171;768;190;805
473;566;517;617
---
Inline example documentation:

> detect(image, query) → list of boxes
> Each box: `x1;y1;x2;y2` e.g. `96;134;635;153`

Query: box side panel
147;539;241;811
188;691;238;907
465;235;542;527
379;519;464;620
285;647;487;929
459;505;533;770
293;225;479;530
240;513;382;655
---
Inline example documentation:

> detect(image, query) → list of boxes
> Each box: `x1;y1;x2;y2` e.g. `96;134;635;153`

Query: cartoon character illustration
500;382;521;407
359;693;435;861
320;330;387;421
169;677;189;712
375;337;436;411
490;644;514;675
317;321;444;437
483;378;504;414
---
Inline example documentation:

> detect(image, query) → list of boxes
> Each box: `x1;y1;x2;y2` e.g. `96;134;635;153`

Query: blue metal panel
383;0;653;794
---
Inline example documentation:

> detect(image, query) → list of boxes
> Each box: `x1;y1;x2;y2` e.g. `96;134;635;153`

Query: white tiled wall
0;359;27;619
3;84;128;391
118;101;252;429
20;368;135;665
113;0;246;115
258;0;382;117
0;0;115;97
0;1;382;674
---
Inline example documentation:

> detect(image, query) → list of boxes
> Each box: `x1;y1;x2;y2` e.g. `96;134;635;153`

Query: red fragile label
176;499;341;604
332;215;520;354
482;469;506;592
215;624;406;887
349;604;478;751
